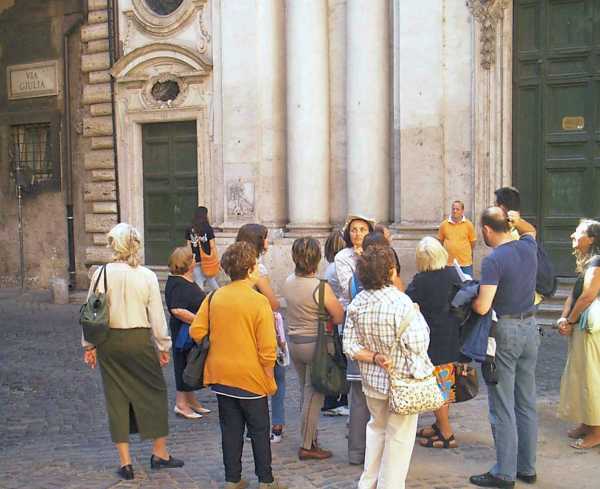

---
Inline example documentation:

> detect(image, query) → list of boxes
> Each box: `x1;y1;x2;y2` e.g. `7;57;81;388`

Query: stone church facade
3;0;586;292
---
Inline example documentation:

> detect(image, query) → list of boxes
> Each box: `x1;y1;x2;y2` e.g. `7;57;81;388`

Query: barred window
9;123;58;191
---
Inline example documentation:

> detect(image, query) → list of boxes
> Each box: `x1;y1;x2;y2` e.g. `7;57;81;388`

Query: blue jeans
488;317;540;481
270;362;286;426
193;264;219;292
460;265;474;277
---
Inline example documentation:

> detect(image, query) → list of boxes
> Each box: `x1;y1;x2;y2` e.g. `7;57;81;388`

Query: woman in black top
185;206;219;292
406;237;462;449
165;246;209;419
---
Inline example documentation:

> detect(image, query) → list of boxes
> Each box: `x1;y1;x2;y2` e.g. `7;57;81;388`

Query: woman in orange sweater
190;241;286;489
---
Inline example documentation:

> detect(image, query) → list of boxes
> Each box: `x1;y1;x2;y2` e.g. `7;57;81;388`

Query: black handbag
80;264;110;346
454;362;479;403
311;280;349;397
182;291;215;389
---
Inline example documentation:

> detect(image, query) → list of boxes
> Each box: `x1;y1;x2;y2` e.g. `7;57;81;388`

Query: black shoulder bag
183;291;216;389
80;264;110;347
311;280;349;396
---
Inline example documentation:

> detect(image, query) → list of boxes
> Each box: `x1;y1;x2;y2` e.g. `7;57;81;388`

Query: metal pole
15;165;25;290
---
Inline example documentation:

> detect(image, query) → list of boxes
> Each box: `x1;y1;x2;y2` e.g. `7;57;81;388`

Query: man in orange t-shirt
438;200;477;276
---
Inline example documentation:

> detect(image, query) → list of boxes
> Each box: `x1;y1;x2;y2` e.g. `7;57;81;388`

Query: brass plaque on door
562;116;584;130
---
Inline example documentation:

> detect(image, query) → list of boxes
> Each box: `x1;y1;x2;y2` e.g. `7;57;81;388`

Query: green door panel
142;121;198;266
514;0;599;275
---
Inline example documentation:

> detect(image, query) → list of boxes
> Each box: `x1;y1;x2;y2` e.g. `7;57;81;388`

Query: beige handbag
388;303;445;416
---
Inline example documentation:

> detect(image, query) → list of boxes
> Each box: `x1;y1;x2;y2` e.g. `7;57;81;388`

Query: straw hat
343;214;376;231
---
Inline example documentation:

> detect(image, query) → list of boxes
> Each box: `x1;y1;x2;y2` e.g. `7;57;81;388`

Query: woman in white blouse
334;215;375;308
82;223;183;480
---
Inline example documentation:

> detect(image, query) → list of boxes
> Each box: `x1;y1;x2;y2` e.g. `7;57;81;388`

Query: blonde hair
168;246;194;275
416;236;448;272
107;223;141;267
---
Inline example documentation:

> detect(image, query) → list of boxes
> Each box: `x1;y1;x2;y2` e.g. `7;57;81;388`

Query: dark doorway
513;0;600;275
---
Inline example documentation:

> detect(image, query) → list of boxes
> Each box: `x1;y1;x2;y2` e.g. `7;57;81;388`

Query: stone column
346;0;391;223
257;0;286;227
286;0;331;232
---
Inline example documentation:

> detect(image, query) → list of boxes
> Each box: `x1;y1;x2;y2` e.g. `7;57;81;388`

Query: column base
285;222;332;237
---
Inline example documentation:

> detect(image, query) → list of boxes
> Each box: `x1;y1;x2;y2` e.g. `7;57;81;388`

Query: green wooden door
513;0;600;275
142;121;198;265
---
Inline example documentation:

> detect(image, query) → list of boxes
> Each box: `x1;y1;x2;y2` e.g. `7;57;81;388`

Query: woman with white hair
82;223;183;480
405;236;462;449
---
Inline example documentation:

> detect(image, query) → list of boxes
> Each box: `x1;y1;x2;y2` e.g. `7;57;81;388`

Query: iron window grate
9;123;57;191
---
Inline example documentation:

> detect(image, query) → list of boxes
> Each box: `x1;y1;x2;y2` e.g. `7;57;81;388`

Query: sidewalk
0;293;597;489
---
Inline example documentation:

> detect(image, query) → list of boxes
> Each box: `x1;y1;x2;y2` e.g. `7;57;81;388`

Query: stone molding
469;0;513;220
111;42;212;79
81;1;118;266
111;40;213;263
124;0;206;38
467;0;511;70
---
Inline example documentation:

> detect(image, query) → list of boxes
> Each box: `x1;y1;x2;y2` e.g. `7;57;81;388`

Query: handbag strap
388;302;418;376
93;264;108;293
206;290;216;336
316;279;328;337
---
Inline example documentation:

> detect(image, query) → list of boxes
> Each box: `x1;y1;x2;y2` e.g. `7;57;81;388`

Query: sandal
570;438;600;450
416;423;441;439
567;426;589;439
419;433;458;449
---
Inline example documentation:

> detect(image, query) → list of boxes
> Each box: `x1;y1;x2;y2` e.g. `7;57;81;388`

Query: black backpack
536;243;557;298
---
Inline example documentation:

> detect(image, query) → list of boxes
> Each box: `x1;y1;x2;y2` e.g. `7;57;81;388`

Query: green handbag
80;264;110;346
311;280;349;396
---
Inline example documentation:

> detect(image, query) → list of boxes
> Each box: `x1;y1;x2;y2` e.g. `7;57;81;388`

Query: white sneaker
270;429;283;443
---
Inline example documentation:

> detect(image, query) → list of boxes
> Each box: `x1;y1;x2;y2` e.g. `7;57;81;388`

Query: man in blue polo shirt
469;207;539;489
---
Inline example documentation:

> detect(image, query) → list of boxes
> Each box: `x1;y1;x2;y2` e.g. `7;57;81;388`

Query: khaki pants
358;396;418;489
289;341;324;450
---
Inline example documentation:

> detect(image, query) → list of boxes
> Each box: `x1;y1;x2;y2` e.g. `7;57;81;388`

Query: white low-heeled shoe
174;405;202;419
191;405;211;414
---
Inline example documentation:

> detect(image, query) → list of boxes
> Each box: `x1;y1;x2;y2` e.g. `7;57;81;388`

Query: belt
500;311;535;320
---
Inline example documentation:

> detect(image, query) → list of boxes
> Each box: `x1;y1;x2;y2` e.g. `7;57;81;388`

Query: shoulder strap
207;290;216;335
316;279;328;336
389;302;418;371
93;264;107;293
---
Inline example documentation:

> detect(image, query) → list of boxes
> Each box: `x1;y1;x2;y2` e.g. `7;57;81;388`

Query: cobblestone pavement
1;290;598;489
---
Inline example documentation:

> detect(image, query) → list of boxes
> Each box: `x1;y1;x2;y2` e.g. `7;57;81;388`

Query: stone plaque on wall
7;60;59;100
227;179;255;218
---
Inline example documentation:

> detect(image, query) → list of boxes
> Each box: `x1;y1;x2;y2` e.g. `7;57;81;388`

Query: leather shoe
517;473;537;484
174;405;202;419
469;472;515;488
117;464;134;480
150;454;185;469
224;480;248;489
298;445;332;460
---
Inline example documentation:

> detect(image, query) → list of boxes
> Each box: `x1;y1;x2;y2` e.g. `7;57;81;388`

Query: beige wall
395;0;473;226
0;0;86;289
